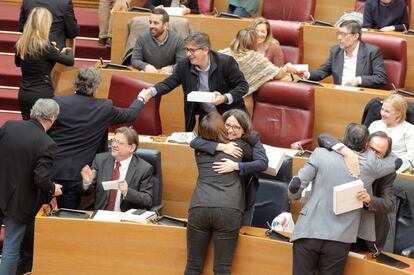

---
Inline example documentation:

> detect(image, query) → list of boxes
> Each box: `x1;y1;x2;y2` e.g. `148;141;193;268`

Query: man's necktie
105;161;120;211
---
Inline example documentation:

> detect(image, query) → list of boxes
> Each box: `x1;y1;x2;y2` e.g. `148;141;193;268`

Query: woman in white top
368;94;414;164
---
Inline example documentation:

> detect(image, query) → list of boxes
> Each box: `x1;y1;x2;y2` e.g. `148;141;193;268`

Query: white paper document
263;144;286;176
333;179;363;215
122;209;156;224
163;7;184;16
187;91;216;103
166;132;196;144
291;64;309;72
92;210;125;222
101;180;119;191
334;85;362;92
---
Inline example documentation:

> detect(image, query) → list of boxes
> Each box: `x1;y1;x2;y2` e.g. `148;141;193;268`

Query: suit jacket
18;0;79;49
154;51;248;131
84;153;153;211
318;133;396;247
309;41;388;89
48;94;145;182
144;0;199;14
0;120;56;223
290;148;397;243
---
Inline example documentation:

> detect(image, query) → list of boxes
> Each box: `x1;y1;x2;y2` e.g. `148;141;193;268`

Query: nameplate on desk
333;179;363;215
187;91;216;103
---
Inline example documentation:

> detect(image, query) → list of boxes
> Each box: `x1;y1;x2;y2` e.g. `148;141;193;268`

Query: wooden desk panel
314;0;354;25
111;11;252;64
303;24;414;91
33;207;414;275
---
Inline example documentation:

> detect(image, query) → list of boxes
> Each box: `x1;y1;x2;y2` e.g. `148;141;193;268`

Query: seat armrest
402;245;414;258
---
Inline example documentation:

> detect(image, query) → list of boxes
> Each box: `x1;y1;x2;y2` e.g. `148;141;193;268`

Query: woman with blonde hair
369;94;414;164
250;17;284;67
15;7;74;120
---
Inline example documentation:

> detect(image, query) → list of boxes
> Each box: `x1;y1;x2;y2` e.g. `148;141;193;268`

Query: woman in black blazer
186;111;252;274
15;7;74;120
190;109;269;225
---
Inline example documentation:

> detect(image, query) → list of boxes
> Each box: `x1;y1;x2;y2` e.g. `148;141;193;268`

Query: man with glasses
140;32;248;131
48;67;148;209
80;127;153;211
305;20;387;89
131;8;185;73
319;131;397;250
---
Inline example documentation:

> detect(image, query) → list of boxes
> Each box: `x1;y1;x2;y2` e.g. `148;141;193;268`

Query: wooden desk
111;11;252;64
303;24;414;91
32;206;414;275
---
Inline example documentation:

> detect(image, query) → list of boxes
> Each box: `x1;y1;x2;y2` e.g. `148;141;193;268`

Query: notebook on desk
297;78;323;86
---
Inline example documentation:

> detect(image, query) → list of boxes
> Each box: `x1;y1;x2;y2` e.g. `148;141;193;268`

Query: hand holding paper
102;180;120;191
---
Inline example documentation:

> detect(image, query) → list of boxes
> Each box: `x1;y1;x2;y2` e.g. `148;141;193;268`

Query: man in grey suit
81;127;153;211
288;123;400;275
306;20;387;89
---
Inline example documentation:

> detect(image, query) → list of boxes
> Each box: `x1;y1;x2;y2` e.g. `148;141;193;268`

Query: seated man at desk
288;123;400;275
131;8;185;73
140;32;248;131
81;127;154;211
305;20;388;89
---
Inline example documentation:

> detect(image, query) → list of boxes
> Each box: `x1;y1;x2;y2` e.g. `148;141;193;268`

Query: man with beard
304;20;388;89
131;8;185;73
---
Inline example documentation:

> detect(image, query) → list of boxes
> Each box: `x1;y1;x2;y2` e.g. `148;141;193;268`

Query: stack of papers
166;132;196;144
333;179;363;215
92;209;156;224
263;144;286;176
187;91;216;103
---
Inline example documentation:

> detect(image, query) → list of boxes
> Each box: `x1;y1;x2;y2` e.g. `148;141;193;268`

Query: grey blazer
290;148;397;243
309;41;388;89
84;152;154;211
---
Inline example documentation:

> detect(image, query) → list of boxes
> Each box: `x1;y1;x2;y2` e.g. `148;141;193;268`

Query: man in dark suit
81;127;153;211
289;124;399;275
0;99;63;275
18;0;79;49
306;20;388;89
140;32;248;131
318;131;396;250
48;67;148;209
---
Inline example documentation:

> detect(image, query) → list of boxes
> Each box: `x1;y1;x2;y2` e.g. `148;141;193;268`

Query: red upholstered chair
262;0;316;22
355;0;367;13
198;0;213;14
107;74;162;135
253;81;315;149
0;110;21;127
361;32;407;89
268;20;304;64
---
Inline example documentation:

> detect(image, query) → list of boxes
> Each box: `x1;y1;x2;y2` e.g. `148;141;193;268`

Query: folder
333;179;363;215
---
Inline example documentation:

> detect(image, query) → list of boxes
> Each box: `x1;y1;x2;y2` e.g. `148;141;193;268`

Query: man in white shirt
81;127;153;211
306;20;388;89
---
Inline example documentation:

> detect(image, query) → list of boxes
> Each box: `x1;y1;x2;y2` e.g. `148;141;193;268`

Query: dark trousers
292;238;351;275
56;180;82;209
185;207;242;275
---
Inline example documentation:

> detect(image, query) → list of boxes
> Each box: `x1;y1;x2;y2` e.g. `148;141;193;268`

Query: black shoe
106;37;112;48
98;38;106;46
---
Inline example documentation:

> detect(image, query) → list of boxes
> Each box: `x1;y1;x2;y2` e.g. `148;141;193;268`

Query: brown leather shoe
98;38;106;46
106;37;112;48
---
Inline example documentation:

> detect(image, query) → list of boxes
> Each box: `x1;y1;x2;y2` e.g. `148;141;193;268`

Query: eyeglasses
336;31;353;37
111;138;129;146
224;123;241;131
185;47;202;54
368;146;384;158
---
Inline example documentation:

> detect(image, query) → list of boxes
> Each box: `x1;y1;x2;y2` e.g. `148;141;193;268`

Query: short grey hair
30;98;60;122
74;66;102;96
184;32;211;50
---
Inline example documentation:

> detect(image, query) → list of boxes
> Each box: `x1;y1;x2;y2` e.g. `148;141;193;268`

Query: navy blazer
309;41;388;89
154;51;248;131
49;94;144;182
19;0;79;49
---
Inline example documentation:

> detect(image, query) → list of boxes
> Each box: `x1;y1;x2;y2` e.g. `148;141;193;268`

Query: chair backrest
355;0;367;13
135;148;163;210
0;110;21;127
361;32;407;89
108;74;162;135
269;20;304;64
198;0;213;14
253;81;315;148
262;0;316;22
